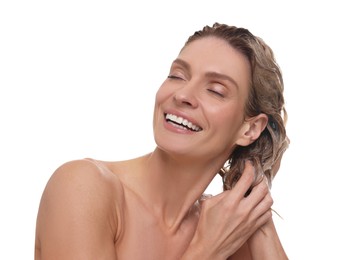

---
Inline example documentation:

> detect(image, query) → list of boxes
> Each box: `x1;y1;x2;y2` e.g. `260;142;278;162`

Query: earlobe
235;114;268;146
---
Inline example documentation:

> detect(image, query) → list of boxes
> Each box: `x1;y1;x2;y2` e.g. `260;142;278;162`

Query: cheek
211;106;245;137
208;103;244;125
155;82;170;104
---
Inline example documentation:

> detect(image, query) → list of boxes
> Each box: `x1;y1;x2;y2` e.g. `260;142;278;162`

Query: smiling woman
35;23;289;259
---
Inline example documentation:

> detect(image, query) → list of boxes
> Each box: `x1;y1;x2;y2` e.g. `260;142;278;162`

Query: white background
1;0;342;259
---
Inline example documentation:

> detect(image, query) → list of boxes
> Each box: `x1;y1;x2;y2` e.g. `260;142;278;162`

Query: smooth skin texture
35;37;287;259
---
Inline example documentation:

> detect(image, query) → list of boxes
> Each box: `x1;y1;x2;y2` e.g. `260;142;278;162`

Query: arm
247;218;288;260
35;160;120;260
227;218;288;260
245;153;288;260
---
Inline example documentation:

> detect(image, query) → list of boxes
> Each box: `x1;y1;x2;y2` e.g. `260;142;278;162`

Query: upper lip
164;110;203;131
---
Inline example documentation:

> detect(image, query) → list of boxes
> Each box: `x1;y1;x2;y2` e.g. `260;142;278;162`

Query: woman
35;23;289;259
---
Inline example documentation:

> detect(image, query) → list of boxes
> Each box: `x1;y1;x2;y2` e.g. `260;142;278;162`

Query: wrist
181;238;208;260
248;218;288;260
181;236;221;260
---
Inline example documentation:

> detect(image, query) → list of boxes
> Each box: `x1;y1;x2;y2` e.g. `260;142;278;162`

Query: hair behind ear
220;116;289;190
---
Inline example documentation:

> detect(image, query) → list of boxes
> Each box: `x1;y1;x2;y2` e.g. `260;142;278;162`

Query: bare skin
35;156;286;259
34;158;255;259
35;37;288;259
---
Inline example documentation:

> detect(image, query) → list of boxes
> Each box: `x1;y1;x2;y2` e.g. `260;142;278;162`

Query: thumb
198;190;230;207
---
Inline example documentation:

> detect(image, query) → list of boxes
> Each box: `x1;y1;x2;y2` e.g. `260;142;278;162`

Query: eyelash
167;75;183;80
207;89;224;97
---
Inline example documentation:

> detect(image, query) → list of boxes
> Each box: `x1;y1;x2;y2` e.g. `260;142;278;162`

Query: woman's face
153;37;252;162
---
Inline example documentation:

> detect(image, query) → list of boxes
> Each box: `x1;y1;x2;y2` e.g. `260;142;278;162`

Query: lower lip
163;119;197;134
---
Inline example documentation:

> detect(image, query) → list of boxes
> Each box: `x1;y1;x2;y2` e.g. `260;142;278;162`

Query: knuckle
266;196;274;207
260;182;269;194
266;209;273;219
200;198;211;209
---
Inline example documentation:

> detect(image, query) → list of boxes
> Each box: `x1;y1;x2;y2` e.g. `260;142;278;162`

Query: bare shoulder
52;158;125;193
40;158;125;214
35;158;124;259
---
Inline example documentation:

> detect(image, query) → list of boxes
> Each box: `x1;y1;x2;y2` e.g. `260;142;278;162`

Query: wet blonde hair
185;23;289;191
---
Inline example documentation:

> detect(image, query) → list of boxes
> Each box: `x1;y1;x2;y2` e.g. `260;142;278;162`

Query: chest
114;193;199;259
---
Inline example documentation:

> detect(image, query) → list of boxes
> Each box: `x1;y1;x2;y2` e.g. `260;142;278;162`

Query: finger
253;207;273;231
247;175;270;207
199;190;227;208
231;161;255;199
250;191;273;220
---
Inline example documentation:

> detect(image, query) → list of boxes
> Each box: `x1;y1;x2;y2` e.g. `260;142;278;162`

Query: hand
184;161;273;259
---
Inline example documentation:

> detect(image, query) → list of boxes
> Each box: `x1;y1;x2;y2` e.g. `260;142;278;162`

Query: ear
235;114;268;146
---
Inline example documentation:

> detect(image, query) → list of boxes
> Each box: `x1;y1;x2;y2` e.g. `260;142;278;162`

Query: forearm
247;218;288;260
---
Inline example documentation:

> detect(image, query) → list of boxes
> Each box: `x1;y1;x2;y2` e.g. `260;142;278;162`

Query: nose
173;84;199;108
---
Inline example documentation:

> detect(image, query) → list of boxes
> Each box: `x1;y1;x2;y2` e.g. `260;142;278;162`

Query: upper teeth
165;113;202;132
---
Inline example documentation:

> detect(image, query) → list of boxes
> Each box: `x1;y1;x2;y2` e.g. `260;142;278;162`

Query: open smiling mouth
165;113;203;132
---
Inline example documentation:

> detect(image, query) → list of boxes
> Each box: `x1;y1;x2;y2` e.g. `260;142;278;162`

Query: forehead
178;37;251;90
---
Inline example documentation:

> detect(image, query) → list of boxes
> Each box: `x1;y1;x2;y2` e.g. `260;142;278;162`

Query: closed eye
168;75;184;80
167;75;179;79
207;89;225;97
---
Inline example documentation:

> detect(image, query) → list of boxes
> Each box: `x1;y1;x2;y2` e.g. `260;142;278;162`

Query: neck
136;147;226;231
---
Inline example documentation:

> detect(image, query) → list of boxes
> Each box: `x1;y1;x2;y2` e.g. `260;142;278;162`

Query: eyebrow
172;58;239;89
172;58;191;72
205;71;239;89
